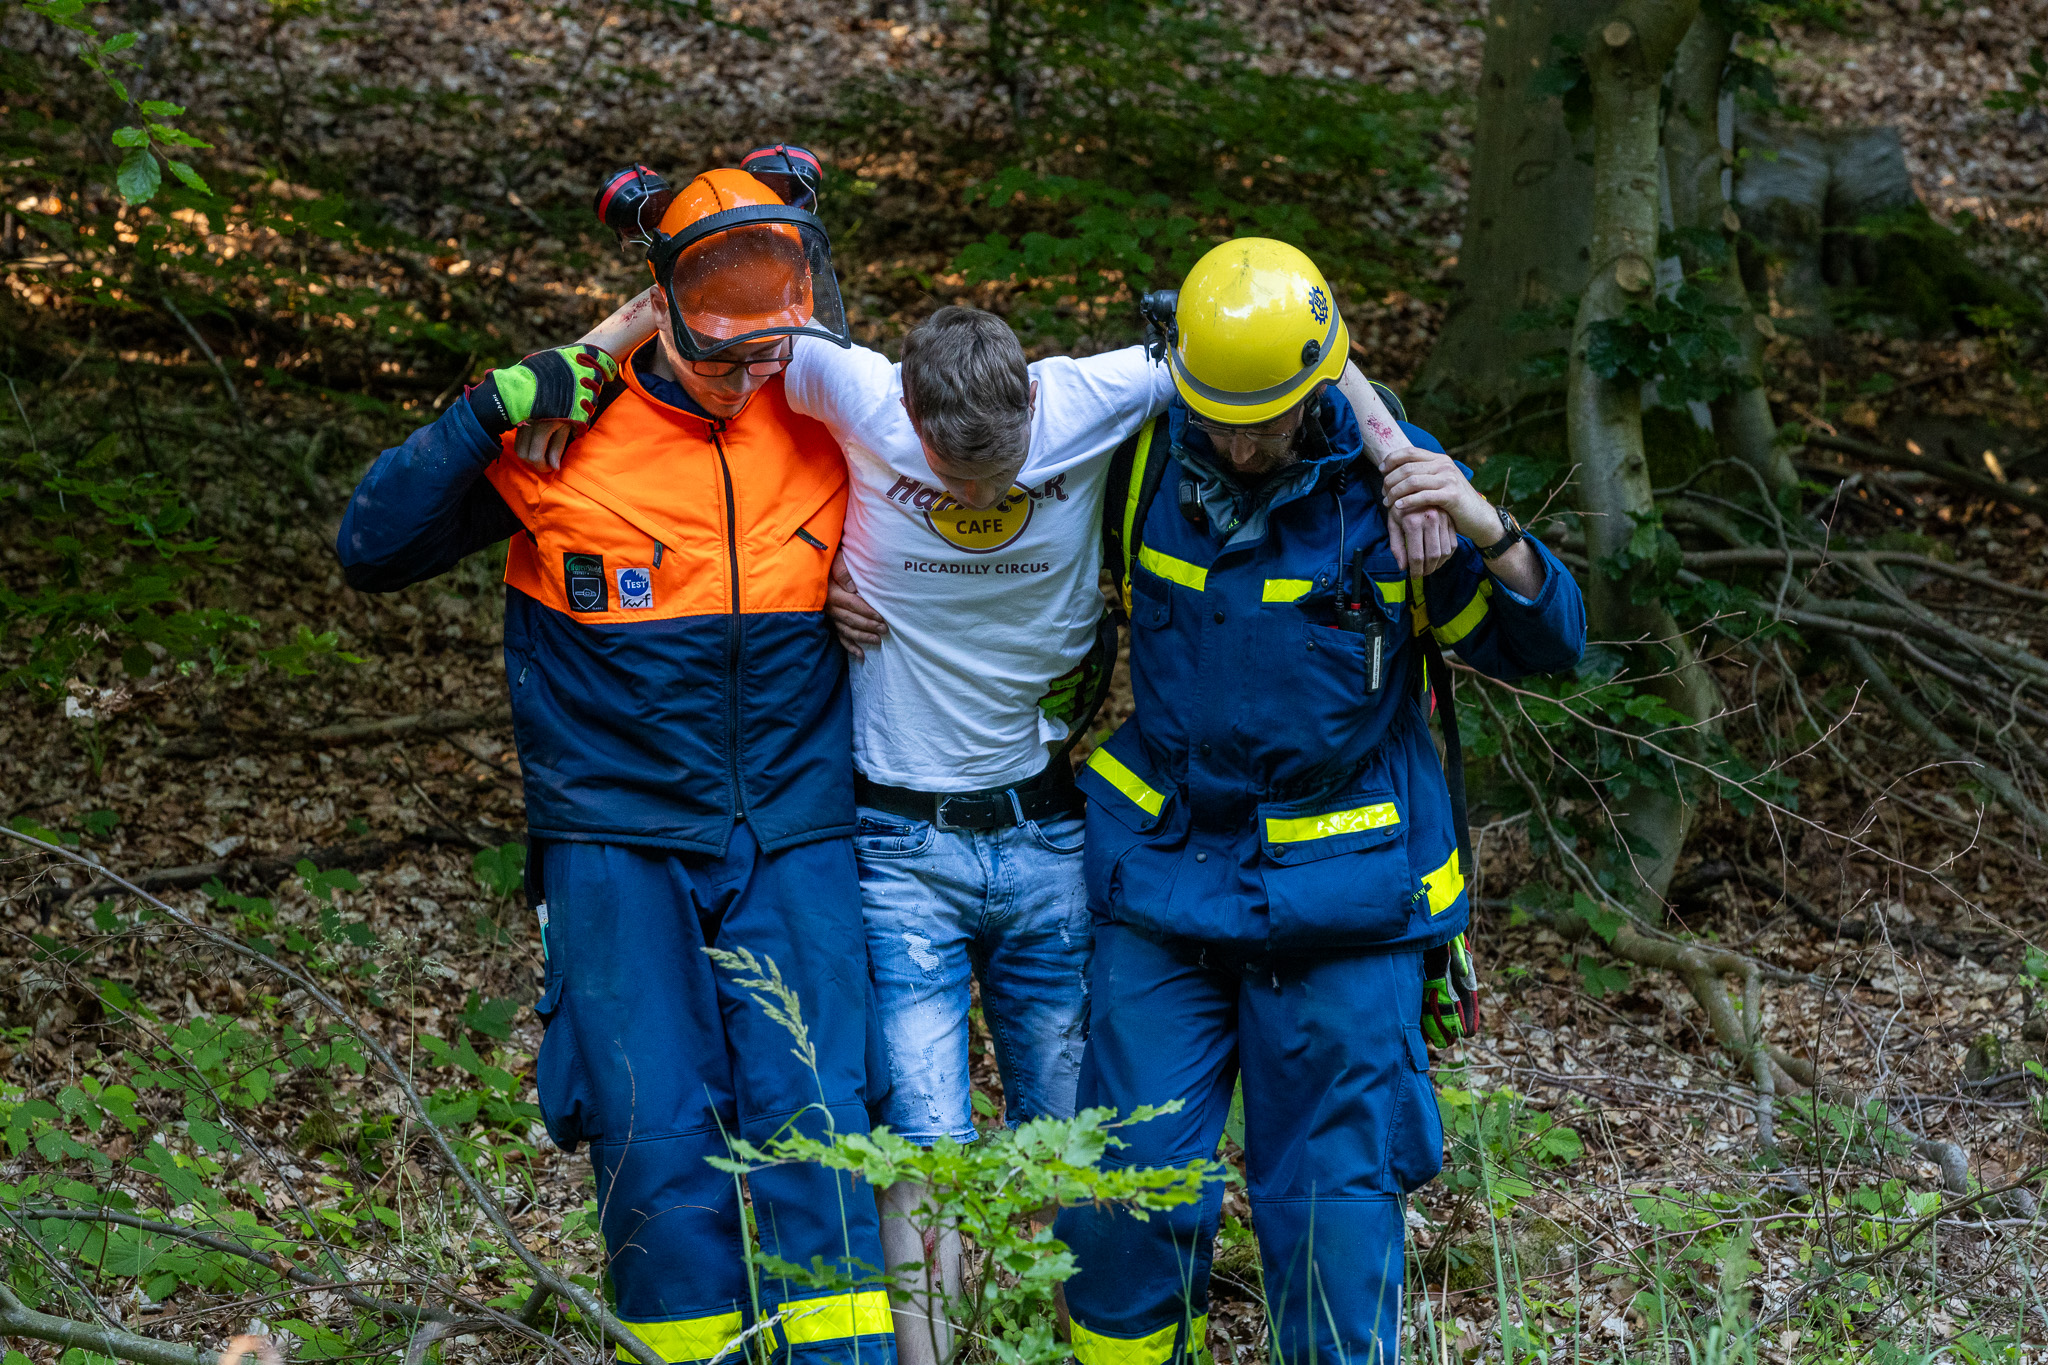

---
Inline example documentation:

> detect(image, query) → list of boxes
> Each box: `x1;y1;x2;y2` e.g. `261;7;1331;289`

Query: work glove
1038;644;1110;729
466;344;619;440
1420;933;1479;1049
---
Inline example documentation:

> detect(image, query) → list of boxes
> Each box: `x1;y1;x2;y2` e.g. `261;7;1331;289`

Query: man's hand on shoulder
469;345;619;467
828;550;889;661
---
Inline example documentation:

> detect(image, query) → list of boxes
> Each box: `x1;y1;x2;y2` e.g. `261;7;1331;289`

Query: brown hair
900;307;1031;469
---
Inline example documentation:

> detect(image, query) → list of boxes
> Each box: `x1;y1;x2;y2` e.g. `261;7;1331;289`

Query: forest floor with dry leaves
4;0;2048;1359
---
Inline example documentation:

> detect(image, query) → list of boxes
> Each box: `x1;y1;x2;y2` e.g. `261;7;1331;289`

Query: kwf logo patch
563;552;608;612
616;566;654;610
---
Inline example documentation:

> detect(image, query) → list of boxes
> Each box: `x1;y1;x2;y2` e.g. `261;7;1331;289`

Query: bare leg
878;1180;961;1365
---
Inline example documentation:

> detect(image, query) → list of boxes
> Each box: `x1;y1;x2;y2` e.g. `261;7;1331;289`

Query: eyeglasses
1192;407;1304;454
687;346;794;379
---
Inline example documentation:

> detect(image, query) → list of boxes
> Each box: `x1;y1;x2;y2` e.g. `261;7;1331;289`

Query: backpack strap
1419;627;1473;896
1370;379;1407;425
1101;412;1175;613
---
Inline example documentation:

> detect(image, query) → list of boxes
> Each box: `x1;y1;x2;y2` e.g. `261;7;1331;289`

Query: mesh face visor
647;205;850;361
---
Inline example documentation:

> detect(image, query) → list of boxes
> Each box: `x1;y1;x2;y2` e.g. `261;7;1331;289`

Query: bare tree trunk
1569;0;1718;911
1412;0;1604;425
1663;9;1794;493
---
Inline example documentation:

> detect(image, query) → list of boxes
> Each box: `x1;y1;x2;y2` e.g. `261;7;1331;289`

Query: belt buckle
934;790;1026;832
933;794;973;834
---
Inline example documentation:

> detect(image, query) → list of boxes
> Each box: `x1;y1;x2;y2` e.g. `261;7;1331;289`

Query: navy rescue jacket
1079;390;1586;954
335;360;853;856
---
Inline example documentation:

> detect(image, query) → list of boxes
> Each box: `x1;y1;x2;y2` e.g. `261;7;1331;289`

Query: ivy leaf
426;1091;480;1128
471;841;527;899
115;146;161;205
1574;893;1627;946
460;991;523;1041
1576;956;1630;1000
297;860;361;904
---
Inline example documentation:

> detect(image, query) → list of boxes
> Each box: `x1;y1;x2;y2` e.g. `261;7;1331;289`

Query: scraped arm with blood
1334;363;1456;578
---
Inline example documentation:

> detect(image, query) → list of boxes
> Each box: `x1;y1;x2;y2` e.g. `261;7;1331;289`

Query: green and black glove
1420;933;1479;1050
466;344;620;439
1038;619;1115;730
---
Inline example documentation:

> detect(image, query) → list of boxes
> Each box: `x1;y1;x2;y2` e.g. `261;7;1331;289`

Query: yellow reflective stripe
1424;848;1464;916
1071;1314;1207;1365
1432;579;1493;646
779;1290;893;1345
1377;578;1409;604
1265;801;1400;844
1119;419;1157;608
615;1311;744;1362
1137;543;1208;592
1262;578;1313;603
1087;748;1166;817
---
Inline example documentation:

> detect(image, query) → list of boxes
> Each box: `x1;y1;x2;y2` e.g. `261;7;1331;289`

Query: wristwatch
1477;505;1524;561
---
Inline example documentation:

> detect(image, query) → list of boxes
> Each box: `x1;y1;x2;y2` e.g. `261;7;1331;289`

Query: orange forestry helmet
645;167;850;361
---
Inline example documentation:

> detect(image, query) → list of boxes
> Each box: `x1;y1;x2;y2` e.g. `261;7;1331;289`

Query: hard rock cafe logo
884;472;1069;555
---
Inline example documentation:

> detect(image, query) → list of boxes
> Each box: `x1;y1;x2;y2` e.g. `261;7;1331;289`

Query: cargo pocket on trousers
1387;1026;1446;1194
530;887;599;1152
1257;789;1415;949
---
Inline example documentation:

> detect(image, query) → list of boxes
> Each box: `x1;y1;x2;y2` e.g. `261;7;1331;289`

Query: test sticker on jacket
616;566;654;610
563;552;608;612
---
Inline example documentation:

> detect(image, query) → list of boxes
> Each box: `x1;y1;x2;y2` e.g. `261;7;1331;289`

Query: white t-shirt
784;337;1174;791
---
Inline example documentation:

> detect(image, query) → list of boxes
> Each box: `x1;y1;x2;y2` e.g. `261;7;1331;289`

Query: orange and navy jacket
335;361;851;855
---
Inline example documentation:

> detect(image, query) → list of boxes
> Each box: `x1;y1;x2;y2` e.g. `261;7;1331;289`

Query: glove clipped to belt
1420;933;1479;1049
467;344;620;439
1038;615;1116;730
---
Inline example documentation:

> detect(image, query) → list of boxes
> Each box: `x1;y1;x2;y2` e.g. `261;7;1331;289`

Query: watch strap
1478;507;1524;561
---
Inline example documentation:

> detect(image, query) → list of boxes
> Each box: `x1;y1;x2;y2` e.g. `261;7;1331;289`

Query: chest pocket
1130;569;1174;631
507;475;723;624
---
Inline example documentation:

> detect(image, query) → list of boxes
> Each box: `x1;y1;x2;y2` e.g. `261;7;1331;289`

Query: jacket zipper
711;424;747;821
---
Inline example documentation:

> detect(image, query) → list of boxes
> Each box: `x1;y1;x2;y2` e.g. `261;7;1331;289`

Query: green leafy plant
471;842;527;899
1986;46;2046;115
704;947;1220;1365
1421;1081;1583;1288
25;0;212;202
1582;279;1754;409
846;1;1443;344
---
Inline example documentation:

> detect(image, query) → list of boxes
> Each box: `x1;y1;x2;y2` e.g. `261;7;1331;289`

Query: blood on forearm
580;286;661;356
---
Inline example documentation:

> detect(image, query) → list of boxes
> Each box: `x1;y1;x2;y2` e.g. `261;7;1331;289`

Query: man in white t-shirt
528;294;1452;1365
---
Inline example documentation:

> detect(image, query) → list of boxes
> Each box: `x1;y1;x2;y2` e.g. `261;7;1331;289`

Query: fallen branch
34;828;488;914
1674;860;1980;962
1840;638;2048;836
159;706;513;760
12;1206;454;1326
1804;432;2048;521
0;825;663;1365
1679;546;2048;608
0;1281;203;1365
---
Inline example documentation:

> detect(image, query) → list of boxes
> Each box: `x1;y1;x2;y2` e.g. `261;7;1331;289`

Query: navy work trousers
1055;924;1444;1365
534;827;896;1365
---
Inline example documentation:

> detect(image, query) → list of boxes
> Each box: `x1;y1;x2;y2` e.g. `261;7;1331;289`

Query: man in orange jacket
337;170;894;1365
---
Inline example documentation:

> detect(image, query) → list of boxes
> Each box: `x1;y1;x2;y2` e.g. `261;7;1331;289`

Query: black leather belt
855;761;1084;832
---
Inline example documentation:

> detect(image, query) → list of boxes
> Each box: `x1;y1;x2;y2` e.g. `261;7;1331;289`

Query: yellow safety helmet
1170;238;1350;426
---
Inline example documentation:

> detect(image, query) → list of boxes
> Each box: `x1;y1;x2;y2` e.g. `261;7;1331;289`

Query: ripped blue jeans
855;805;1093;1144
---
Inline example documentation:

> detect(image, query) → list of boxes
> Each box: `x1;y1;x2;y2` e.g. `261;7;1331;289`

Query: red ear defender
737;144;823;213
594;165;675;247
